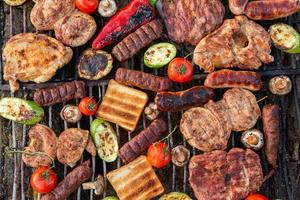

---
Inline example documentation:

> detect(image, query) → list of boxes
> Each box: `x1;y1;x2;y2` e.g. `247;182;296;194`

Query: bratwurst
155;86;214;112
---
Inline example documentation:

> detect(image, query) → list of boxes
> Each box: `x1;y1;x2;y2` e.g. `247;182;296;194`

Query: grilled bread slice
96;79;148;131
107;155;164;200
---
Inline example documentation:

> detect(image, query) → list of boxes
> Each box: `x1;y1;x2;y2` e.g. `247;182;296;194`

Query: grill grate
0;0;300;200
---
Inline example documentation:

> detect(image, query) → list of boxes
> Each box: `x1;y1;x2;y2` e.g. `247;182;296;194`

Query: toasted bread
96;79;148;131
107;156;164;200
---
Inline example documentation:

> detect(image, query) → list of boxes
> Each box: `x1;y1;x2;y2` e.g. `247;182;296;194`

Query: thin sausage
115;68;173;92
204;69;263;91
262;104;280;169
229;0;249;15
155;86;214;112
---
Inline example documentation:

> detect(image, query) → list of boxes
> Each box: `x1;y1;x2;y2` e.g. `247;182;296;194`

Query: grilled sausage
262;104;280;169
155;86;214;112
115;68;172;92
229;0;248;15
245;0;300;20
41;160;92;200
112;20;163;62
119;118;167;164
34;81;86;106
204;69;263;91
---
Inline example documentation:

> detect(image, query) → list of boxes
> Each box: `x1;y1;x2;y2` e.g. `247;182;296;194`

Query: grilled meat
262;104;280;169
115;68;172;92
112;20;163;62
22;124;57;168
189;148;263;200
107;156;164;200
193;15;273;73
30;0;75;30
119;118;167;163
204;69;263;91
3;33;73;92
41;160;92;200
54;11;97;47
33;81;85;106
78;49;113;80
158;0;225;45
155;86;214;112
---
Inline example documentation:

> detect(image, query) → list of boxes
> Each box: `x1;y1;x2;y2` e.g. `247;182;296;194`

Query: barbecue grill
0;0;300;200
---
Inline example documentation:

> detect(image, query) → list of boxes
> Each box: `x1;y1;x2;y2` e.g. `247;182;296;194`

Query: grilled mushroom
60;105;82;124
82;175;104;195
78;49;113;80
98;0;117;17
144;103;160;121
241;129;264;150
171;145;190;167
269;75;292;96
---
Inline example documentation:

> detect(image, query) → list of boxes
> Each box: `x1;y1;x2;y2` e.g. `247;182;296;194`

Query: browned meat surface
119;118;167;163
159;0;225;45
54;11;97;47
193;15;273;73
155;86;214;112
189;148;263;200
85;136;97;157
112;20;163;62
33;81;86;106
41;160;92;200
262;104;280;168
115;68;172;92
22;124;57;168
30;0;75;30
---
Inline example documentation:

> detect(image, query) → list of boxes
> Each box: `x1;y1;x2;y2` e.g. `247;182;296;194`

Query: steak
158;0;225;45
189;148;263;200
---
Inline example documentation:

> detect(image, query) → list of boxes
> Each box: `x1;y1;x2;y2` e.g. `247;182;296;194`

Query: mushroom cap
60;105;82;123
171;145;190;167
269;75;292;96
241;129;264;150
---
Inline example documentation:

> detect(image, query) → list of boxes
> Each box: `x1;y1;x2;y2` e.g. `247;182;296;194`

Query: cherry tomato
246;193;268;200
168;57;193;83
30;167;57;194
147;142;171;168
75;0;99;14
78;97;98;116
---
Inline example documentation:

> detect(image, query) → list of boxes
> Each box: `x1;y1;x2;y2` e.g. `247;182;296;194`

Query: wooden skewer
257;96;268;103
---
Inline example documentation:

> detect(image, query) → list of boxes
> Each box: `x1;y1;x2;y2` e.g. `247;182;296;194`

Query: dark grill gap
0;1;299;200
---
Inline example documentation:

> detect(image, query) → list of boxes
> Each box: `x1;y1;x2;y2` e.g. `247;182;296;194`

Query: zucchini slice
144;42;177;68
102;196;118;200
159;192;192;200
4;0;26;6
0;97;44;125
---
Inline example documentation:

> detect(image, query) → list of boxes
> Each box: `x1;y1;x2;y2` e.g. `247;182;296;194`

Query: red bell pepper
92;0;156;50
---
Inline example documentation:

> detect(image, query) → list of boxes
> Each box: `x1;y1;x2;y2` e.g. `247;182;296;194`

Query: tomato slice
147;142;171;168
78;97;98;116
168;57;193;83
75;0;99;14
245;193;268;200
30;167;57;194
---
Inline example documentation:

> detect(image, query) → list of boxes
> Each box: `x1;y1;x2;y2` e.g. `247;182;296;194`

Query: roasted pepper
92;0;156;50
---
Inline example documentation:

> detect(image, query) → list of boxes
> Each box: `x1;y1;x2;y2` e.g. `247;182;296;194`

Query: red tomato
75;0;99;14
147;142;171;168
78;97;98;116
168;57;193;83
30;167;57;194
246;193;268;200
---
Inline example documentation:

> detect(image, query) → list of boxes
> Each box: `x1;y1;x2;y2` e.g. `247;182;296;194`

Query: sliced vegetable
159;192;192;200
147;142;171;168
30;167;58;194
241;129;264;150
171;145;190;167
75;0;99;14
90;119;118;162
269;23;300;54
0;97;44;125
60;105;82;124
102;196;119;200
245;193;268;200
79;97;98;116
144;43;177;68
168;57;193;83
269;75;292;96
4;0;26;6
82;175;104;195
98;0;117;17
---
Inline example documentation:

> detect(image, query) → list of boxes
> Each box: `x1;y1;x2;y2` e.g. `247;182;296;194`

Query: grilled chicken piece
3;33;73;92
57;128;95;165
30;0;75;30
193;15;273;73
54;11;97;47
22;124;57;168
189;148;263;200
